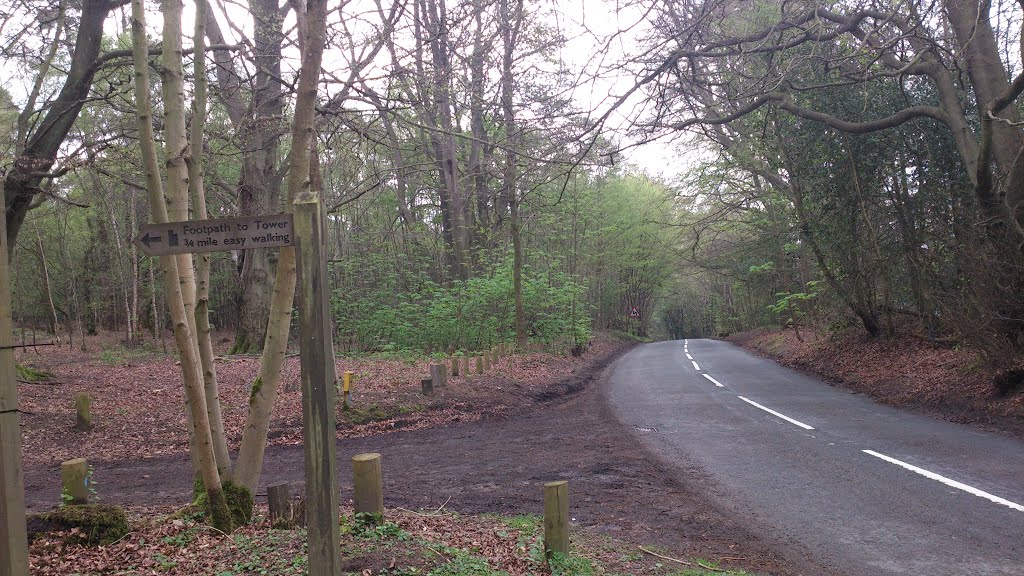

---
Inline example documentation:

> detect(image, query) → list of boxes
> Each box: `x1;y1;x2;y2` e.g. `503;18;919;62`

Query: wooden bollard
341;371;354;407
430;363;445;388
482;353;491;371
61;458;89;504
462;355;471;377
492;347;500;365
475;355;484;374
450;355;459;378
267;483;292;528
421;378;433;396
75;393;91;432
543;481;569;557
498;343;506;356
352;453;384;516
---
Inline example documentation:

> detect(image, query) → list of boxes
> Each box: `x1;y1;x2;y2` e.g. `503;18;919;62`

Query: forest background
4;0;1024;524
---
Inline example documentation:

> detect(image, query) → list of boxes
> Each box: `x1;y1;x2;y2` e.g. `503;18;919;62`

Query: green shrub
331;259;591;353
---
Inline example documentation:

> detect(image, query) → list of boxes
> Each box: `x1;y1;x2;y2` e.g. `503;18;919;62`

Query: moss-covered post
475;355;484;374
483;353;491;371
61;458;89;505
75;394;91;432
0;178;29;574
543;481;569;558
450;355;459;378
462;355;471;377
295;189;341;573
352;453;384;517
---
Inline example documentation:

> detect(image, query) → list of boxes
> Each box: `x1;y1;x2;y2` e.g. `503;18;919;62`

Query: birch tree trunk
188;0;231;476
131;0;232;532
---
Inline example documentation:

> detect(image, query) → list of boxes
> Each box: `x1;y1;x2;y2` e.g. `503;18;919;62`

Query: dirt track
23;344;831;575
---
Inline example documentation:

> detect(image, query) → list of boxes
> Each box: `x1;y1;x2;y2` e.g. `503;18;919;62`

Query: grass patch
27;506;764;576
341;402;425;425
96;342;159;365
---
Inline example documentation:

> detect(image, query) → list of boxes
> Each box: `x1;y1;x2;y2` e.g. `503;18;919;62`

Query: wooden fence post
267;483;292;528
0;186;29;573
462;356;471;377
421;378;433;396
450;355;459;378
483;353;491;371
340;371;353;408
475;355;484;374
543;481;569;558
430;363;444;389
61;458;89;505
352;453;384;516
75;394;92;432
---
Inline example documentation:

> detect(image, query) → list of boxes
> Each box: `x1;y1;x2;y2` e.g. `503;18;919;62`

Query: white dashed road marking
862;450;1024;512
737;396;814;430
702;374;725;388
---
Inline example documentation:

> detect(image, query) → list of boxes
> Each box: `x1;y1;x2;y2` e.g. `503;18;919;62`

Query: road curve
606;339;1024;576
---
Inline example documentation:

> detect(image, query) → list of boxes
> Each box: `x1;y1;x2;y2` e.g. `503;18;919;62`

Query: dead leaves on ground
17;335;625;468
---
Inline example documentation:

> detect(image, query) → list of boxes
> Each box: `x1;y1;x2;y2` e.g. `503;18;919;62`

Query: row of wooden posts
60;456;570;558
423;342;513;395
266;452;571;557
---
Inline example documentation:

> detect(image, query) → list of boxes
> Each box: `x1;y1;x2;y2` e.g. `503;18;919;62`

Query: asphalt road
607;339;1024;576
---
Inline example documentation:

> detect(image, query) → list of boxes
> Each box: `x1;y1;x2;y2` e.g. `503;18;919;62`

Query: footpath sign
135;209;340;573
134;214;293;256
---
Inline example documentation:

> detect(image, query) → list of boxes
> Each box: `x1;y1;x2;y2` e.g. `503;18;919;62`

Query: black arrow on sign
140;232;162;247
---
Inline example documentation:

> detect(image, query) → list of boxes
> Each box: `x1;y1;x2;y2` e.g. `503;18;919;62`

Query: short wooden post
543;480;569;558
430;363;444;389
267;483;292;528
61;458;89;505
421;378;433;396
462;355;471;377
450;355;459;377
492;347;500;365
498;343;506;356
352;453;384;516
475;355;484;374
483;353;491;371
75;393;91;432
439;362;447;384
341;371;353;408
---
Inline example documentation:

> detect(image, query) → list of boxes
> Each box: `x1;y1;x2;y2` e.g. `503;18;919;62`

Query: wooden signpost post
135;211;341;573
0;193;30;575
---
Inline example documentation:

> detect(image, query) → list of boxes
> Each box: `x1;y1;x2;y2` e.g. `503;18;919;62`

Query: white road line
737;396;814;430
702;374;725;388
685;353;693;360
690;360;700;371
862;450;1024;513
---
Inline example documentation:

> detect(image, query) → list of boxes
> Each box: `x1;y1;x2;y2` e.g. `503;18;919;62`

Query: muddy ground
22;341;832;576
